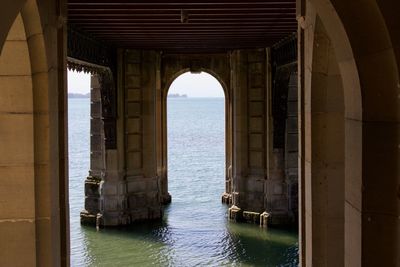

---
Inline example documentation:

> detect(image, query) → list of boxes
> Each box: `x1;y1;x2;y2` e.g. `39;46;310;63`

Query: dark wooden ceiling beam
68;14;295;20
67;0;296;51
100;38;286;43
116;43;281;46
68;4;295;10
89;29;292;34
94;37;289;41
68;11;295;16
69;19;295;23
85;29;295;34
68;8;295;13
69;22;297;26
68;0;293;3
78;25;295;29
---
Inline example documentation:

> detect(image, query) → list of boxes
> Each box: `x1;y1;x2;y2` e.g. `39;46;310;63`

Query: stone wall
160;53;231;203
230;49;268;214
85;48;298;227
123;50;162;222
285;72;298;222
80;75;103;225
0;0;68;265
83;49;296;228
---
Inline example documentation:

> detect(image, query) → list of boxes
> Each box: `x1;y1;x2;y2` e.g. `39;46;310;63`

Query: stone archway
300;0;400;266
158;53;232;205
300;3;362;266
0;13;38;266
0;0;68;266
306;15;346;266
161;70;230;204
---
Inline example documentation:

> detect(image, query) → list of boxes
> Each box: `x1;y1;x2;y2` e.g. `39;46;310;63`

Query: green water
69;98;298;266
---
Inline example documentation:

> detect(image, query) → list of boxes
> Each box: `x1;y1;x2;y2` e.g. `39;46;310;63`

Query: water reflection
225;223;298;266
70;98;298;266
81;206;298;267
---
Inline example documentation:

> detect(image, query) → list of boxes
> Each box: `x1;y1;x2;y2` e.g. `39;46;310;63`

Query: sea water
69;98;298;267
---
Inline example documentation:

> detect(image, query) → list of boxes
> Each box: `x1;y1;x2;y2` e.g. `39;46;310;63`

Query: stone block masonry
82;48;297;228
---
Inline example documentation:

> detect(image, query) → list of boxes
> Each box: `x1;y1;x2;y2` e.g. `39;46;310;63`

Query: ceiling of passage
68;0;297;52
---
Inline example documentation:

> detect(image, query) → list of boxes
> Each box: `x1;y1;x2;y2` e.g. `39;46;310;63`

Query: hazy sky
68;70;91;94
168;72;224;97
67;70;224;97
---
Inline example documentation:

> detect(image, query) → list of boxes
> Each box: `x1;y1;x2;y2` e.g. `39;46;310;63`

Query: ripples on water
69;98;298;266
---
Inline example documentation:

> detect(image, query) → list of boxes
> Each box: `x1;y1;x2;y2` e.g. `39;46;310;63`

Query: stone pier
80;39;298;227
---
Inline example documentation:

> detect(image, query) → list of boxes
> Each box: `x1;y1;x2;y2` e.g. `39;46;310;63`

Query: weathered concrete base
260;212;270;228
242;211;261;224
81;176;101;226
161;193;172;205
221;192;232;204
229;206;272;227
228;205;243;221
93;210;163;228
98;212;131;227
83;176;100;210
128;208;163;223
80;210;97;226
267;212;293;226
229;206;261;224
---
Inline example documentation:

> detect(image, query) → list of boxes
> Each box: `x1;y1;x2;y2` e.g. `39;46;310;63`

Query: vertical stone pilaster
155;53;171;204
246;49;267;212
230;48;296;226
266;36;298;226
266;62;293;225
230;49;267;217
81;72;129;227
124;50;162;222
98;53;130;226
223;54;234;204
81;74;104;225
285;72;298;222
231;50;247;211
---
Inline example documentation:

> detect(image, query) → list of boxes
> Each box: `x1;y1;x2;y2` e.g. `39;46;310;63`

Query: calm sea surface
68;97;298;267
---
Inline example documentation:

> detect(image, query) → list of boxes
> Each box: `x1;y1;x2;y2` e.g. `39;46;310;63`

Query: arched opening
308;16;345;266
162;71;229;206
0;13;36;266
166;70;226;202
301;1;364;265
301;1;400;265
160;71;298;266
67;66;118;265
158;64;233;206
67;69;91;266
0;1;67;265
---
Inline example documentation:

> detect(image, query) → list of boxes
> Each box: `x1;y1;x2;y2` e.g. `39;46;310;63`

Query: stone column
80;74;104;225
265;50;291;225
229;49;268;223
81;71;130;227
285;72;298;222
123;50;162;222
229;48;295;226
223;54;234;204
303;13;345;266
155;52;171;204
230;49;247;218
98;69;129;226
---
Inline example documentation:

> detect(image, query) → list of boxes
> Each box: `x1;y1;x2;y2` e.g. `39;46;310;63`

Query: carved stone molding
67;26;115;68
99;72;117;149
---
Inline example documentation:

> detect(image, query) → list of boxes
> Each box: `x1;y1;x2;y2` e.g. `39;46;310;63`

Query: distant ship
168;93;188;98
